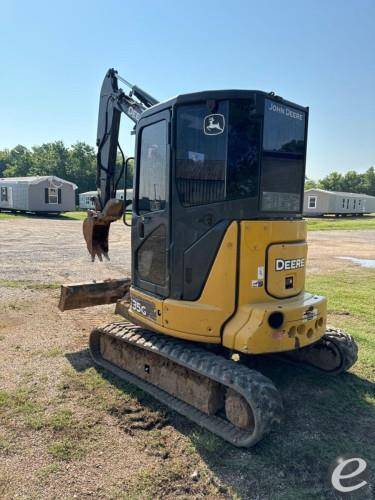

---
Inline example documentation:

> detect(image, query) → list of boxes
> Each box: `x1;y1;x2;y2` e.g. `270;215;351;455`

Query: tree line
0;141;133;195
305;167;375;196
0;141;374;197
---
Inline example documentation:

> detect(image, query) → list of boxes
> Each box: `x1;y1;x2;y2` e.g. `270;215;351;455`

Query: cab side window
137;121;167;214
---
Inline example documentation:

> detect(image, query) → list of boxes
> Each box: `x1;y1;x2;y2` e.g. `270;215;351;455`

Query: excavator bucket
83;199;124;261
83;216;111;261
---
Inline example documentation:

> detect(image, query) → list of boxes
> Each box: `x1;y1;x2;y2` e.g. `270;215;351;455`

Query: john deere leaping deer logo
204;114;225;135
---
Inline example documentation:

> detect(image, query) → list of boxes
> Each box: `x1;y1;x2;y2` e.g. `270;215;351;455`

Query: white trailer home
79;189;133;210
0;176;77;213
303;188;375;217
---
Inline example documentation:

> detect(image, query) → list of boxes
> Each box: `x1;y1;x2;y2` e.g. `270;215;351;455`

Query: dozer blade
58;278;131;311
83;199;124;261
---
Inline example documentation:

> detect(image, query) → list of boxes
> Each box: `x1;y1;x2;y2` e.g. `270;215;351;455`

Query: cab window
137;120;167;214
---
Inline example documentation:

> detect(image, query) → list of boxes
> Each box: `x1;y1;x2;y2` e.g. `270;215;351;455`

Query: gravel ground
307;228;375;274
0;218;374;286
0;218;130;285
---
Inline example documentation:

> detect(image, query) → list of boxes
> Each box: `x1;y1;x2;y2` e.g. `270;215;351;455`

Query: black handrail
122;157;134;227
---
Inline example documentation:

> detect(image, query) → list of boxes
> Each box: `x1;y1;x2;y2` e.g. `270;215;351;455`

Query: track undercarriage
90;321;358;447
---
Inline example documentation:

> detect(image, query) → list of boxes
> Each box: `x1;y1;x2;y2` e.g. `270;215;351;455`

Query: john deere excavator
63;69;358;447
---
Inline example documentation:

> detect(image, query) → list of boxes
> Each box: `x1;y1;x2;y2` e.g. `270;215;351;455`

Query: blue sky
1;0;374;179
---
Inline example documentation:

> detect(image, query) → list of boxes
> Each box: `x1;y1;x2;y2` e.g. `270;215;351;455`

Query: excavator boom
83;69;158;260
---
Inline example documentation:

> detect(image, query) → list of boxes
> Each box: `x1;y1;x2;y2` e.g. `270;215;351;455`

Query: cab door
132;110;171;298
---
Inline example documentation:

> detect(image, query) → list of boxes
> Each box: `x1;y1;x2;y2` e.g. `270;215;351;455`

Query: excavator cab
131;92;307;301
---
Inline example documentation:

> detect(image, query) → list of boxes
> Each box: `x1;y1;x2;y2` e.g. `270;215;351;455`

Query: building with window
0;176;77;213
303;188;375;216
79;189;133;210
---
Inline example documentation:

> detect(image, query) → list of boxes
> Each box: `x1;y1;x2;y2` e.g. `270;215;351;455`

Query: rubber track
283;327;358;375
90;321;283;447
318;328;358;373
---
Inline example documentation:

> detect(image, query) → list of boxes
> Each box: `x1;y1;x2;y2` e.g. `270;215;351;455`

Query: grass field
1;210;374;230
61;211;87;220
307;215;375;231
0;211;131;221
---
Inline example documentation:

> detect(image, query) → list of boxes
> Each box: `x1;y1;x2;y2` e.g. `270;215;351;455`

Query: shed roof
79;191;97;196
0;175;77;189
305;188;375;199
79;189;133;196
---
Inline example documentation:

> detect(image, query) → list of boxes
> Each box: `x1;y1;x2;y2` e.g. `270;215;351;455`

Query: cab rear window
260;99;306;212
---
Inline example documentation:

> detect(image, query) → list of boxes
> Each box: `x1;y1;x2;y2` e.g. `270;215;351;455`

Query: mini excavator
62;69;358;447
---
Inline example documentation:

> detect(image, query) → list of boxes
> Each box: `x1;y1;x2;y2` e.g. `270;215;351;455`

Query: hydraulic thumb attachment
83;199;124;261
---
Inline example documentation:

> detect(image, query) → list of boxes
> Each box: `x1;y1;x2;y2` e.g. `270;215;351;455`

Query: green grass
0;212;28;219
0;279;60;290
0;384;98;466
0;210;87;220
60;211;87;220
307;214;375;231
307;270;375;373
45;347;64;358
35;463;60;480
60;211;132;221
48;409;74;431
0;437;13;454
0;210;132;221
0;388;45;430
47;439;81;461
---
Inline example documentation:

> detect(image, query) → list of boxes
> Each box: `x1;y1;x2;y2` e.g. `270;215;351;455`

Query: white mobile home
0;176;77;213
303;189;375;217
79;189;133;210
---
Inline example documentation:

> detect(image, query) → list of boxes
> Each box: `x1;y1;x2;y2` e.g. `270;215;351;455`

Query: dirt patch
1;218;374;284
0;218;130;284
307;229;375;275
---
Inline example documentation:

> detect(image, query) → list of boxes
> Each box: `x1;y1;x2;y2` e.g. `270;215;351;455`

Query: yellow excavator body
127;219;327;353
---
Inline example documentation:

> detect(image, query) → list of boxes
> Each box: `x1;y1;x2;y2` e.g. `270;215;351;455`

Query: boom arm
96;68;158;209
83;68;158;260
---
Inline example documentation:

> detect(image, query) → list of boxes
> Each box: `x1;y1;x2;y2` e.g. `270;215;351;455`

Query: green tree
0;149;9;177
67;142;96;193
318;171;344;191
341;170;366;193
2;145;33;177
114;152;134;189
304;177;317;190
29;141;69;178
363;167;375;196
125;157;134;188
0;141;134;194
